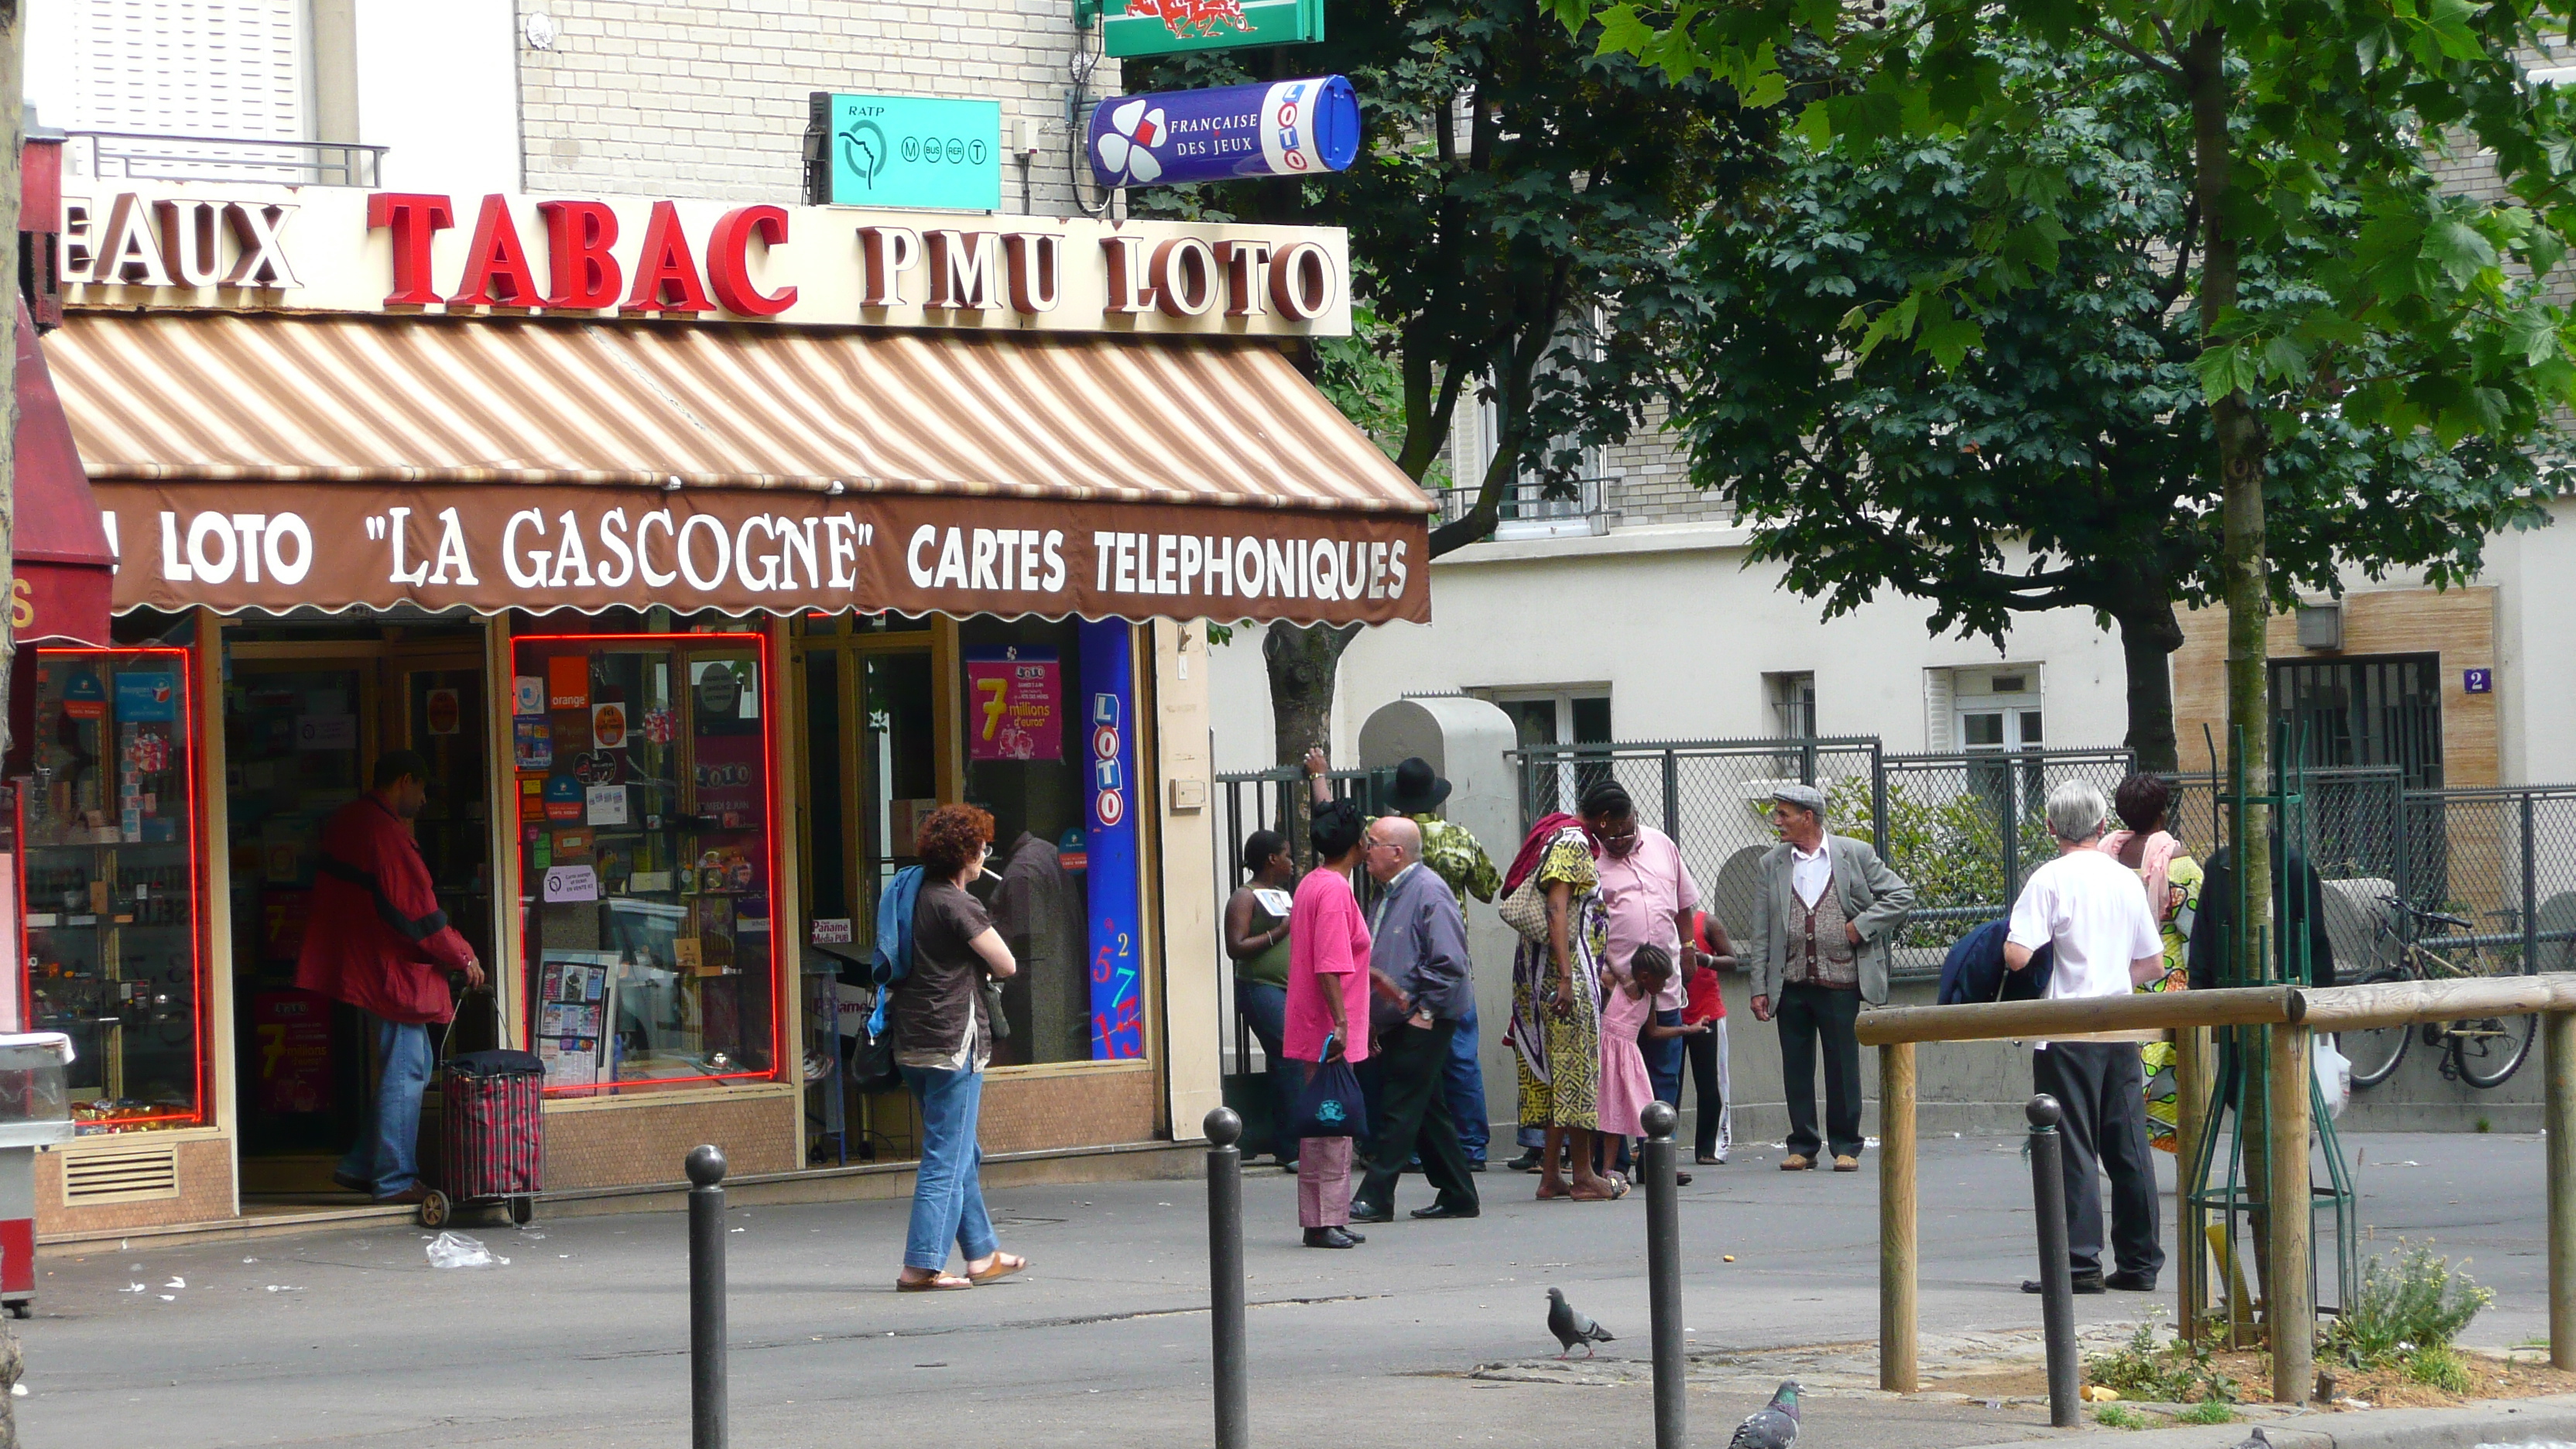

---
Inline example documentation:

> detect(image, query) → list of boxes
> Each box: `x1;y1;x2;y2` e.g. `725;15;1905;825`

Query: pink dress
1596;985;1656;1139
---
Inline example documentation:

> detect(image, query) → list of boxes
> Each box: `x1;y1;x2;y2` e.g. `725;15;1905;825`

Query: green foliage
2084;1317;2242;1405
2093;1403;2148;1430
2174;1399;2238;1426
1825;774;2041;945
2324;1242;2495;1368
2406;1345;2477;1395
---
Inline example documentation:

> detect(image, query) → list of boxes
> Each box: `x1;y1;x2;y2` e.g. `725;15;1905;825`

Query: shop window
957;618;1145;1065
512;632;779;1094
21;647;206;1132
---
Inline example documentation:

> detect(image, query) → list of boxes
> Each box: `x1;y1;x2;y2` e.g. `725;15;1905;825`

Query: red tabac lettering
366;193;455;306
625;200;712;313
539;200;622;310
447;194;541;307
704;205;797;317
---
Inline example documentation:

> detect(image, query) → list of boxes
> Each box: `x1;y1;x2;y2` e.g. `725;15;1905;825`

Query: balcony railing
1430;474;1619;540
64;131;386;188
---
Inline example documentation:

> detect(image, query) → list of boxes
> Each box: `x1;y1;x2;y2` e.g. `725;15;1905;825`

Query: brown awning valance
14;299;114;645
51;310;1431;625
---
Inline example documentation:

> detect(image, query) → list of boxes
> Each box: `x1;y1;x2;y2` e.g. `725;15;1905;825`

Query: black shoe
1464;1160;1488;1173
1674;1171;1694;1187
2022;1273;2106;1295
331;1170;371;1194
1410;1202;1480;1221
1506;1151;1541;1173
1340;1228;1366;1244
1347;1201;1393;1224
1303;1227;1358;1249
2104;1270;2159;1292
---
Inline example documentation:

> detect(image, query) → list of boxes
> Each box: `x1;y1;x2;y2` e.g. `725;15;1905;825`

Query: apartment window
2271;654;2444;790
1952;667;2043;752
1765;671;1817;738
1478;688;1612;821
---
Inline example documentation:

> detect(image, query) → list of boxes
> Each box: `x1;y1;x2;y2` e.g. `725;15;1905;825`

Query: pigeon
1543;1287;1615;1358
1728;1379;1801;1449
2230;1432;2271;1449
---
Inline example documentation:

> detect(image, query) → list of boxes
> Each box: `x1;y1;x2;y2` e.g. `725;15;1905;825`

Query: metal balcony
63;131;386;188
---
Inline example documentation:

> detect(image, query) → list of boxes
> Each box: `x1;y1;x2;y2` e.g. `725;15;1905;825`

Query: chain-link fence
1208;766;1391;1077
1855;749;2139;945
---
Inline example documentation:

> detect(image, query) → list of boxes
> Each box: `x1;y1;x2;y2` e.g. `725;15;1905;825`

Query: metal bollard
687;1144;729;1449
1204;1108;1249;1449
1641;1100;1686;1449
2026;1096;2079;1427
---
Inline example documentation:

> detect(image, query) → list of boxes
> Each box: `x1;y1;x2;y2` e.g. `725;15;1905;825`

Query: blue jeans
337;1016;433;1197
1443;1006;1490;1164
900;1063;999;1273
1236;981;1297;1163
1648;1009;1687;1107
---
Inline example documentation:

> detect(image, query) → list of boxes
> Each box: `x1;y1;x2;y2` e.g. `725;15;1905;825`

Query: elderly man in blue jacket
1347;815;1482;1224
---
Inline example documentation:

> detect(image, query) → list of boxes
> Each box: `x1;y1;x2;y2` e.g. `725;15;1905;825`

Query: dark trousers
1647;1008;1686;1105
1238;981;1297;1163
1444;1006;1491;1164
1776;981;1864;1160
1355;1019;1480;1214
1683;1021;1724;1159
2033;1041;2165;1279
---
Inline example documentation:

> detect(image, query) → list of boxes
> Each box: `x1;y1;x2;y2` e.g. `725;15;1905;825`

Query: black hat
1386;756;1451;814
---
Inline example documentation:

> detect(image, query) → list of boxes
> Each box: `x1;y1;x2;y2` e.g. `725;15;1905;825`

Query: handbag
1499;875;1552;942
1286;1045;1369;1140
983;978;1012;1042
850;994;903;1094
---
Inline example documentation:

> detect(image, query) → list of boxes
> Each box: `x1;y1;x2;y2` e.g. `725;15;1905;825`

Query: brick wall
1604;401;1731;526
513;0;1119;215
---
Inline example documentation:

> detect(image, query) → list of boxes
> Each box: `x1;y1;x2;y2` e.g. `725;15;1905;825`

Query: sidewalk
12;1131;2553;1448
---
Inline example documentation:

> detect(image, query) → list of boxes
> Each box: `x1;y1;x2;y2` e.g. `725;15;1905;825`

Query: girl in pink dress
1597;947;1667;1139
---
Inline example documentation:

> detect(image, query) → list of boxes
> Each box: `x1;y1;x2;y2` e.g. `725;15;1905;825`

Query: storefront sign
1084;0;1324;56
586;783;629;826
807;94;1003;211
252;988;335;1115
964;647;1062;761
295;713;356;750
1090;77;1358;189
591;701;629;749
426;687;462;735
58;181;1354;337
112;671;178;721
542;863;600;903
513;675;546;716
1081;621;1145;1060
96;486;1429;626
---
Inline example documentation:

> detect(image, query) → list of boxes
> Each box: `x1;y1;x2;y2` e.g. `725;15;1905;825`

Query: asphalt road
13;1131;2549;1448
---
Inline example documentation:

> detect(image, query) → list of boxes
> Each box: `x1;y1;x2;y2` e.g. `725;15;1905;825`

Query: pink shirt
1285;866;1373;1064
1597;824;1701;1010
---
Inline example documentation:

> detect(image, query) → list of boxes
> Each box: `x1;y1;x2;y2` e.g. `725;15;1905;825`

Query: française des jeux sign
56;181;1351;337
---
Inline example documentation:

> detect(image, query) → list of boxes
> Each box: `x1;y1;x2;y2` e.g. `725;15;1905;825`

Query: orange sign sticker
591;701;628;750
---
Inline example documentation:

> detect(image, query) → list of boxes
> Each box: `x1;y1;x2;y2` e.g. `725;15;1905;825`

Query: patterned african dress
1509;826;1608;1132
2136;855;2204;1153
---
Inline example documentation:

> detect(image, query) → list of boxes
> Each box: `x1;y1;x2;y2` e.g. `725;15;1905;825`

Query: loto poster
964;647;1061;762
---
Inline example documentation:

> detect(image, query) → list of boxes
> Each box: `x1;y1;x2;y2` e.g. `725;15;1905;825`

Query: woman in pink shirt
1286;798;1374;1249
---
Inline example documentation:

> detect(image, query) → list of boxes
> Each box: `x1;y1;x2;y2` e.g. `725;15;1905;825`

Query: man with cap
1307;747;1501;1169
1744;783;1914;1173
297;750;484;1204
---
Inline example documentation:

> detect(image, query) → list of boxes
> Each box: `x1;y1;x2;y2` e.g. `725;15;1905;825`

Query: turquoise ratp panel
821;94;1002;211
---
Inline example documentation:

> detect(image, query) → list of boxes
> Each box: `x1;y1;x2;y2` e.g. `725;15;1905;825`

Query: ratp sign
807;93;1002;211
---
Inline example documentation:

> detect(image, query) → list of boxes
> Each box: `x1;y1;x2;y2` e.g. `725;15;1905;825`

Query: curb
1950;1392;2576;1447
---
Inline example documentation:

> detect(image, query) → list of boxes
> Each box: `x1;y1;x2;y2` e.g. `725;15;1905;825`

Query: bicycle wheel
2450;1010;2537;1089
2337;965;2414;1089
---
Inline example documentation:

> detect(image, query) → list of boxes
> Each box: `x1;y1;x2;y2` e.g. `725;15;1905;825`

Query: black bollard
1204;1108;1249;1449
2026;1095;2079;1428
1641;1100;1686;1449
686;1144;729;1449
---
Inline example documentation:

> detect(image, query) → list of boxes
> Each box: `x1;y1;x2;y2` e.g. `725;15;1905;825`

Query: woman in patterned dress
2099;773;2204;1153
1506;814;1625;1201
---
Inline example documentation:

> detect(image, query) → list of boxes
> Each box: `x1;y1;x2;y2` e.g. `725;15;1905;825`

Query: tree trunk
1265;621;1355;769
2108;591;2186;774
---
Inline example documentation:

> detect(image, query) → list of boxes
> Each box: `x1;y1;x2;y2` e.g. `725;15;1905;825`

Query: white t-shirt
2008;848;2160;1009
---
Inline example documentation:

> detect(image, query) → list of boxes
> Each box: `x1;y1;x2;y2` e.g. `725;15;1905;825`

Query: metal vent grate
62;1144;181;1207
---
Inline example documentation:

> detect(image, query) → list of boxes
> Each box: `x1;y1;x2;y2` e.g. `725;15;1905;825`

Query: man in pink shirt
1581;780;1707;1175
1285;798;1374;1249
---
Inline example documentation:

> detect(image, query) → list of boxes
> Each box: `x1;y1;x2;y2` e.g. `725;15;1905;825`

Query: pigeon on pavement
1728;1379;1801;1449
1543;1287;1615;1358
2230;1431;2271;1449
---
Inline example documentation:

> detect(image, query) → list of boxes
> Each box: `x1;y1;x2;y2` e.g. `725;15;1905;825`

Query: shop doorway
223;624;495;1196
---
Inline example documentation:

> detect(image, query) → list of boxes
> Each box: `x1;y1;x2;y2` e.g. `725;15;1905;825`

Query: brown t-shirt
892;879;994;1070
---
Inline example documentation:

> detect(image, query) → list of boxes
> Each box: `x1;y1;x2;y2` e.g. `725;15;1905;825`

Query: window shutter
1923;669;1954;752
69;0;310;139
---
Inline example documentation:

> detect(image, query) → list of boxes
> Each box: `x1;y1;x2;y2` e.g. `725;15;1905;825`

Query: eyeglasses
1364;839;1402;855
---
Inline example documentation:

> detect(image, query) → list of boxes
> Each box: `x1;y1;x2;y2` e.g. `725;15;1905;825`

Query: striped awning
49;310;1431;624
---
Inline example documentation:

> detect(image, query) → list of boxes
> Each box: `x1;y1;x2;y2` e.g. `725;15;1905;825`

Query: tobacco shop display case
511;633;779;1094
18;648;205;1132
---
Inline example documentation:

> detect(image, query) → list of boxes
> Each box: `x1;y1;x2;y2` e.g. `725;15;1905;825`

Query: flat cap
1767;783;1827;814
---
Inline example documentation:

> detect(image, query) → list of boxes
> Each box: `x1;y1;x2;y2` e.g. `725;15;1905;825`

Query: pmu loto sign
57;180;1353;337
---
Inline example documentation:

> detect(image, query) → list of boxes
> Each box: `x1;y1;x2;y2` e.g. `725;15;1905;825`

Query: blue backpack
863;865;927;1039
1937;917;2052;1005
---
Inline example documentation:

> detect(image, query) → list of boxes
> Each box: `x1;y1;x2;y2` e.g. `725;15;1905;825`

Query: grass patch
2323;1242;2494;1369
2475;1117;2493;1133
2406;1345;2477;1395
2174;1399;2238;1426
2094;1403;2149;1430
2084;1315;2240;1403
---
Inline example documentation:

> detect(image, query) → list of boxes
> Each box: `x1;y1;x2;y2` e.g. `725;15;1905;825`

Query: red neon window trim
511;631;783;1098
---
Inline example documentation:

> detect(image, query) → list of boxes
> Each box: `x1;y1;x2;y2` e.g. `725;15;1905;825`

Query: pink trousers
1297;1135;1354;1228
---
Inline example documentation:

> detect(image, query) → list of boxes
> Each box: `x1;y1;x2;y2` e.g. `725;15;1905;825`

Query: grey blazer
1367;863;1475;1026
1745;833;1917;1007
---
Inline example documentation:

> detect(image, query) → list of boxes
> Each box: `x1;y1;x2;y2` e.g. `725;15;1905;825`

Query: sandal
1570;1177;1633;1203
1536;1179;1571;1201
896;1273;975;1292
966;1252;1028;1285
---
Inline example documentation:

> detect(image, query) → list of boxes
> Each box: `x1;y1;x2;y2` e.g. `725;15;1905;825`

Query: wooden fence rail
1864;973;2576;1402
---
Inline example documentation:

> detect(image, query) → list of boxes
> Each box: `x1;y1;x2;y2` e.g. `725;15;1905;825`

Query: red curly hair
916;803;996;878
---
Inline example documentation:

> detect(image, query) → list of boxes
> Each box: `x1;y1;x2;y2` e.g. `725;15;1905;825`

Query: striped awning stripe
46;310;1432;516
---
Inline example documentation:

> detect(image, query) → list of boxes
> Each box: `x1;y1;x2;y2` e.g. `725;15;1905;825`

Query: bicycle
2337;896;2537;1091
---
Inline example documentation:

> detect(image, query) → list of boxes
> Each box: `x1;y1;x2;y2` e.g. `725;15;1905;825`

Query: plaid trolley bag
426;1049;545;1228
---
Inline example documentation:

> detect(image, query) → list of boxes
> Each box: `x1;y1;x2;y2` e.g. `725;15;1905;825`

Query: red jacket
295;794;473;1025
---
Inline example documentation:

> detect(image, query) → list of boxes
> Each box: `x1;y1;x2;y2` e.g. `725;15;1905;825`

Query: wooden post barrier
1853;985;2304;1049
2550;1010;2575;1374
1880;1042;1918;1393
2267;1024;2314;1404
2293;974;2576;1031
2174;1026;2213;1335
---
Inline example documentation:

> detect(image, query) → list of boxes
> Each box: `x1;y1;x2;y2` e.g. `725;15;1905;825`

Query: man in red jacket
296;751;484;1204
